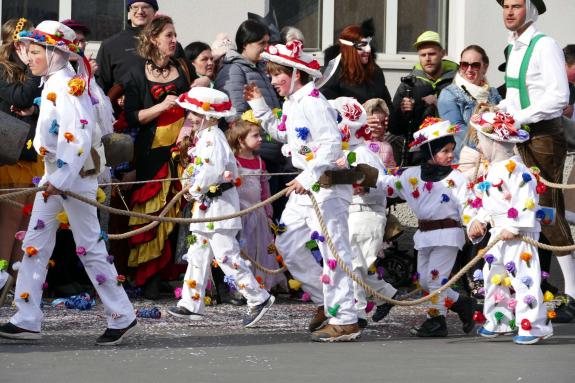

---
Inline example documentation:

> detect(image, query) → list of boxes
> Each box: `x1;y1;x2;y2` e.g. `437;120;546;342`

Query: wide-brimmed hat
176;87;236;119
496;0;546;15
329;97;370;148
18;20;82;57
470;111;530;143
408;117;459;152
261;40;322;78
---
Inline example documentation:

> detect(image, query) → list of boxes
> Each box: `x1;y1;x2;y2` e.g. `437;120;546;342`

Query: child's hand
468;221;486;239
285;179;307;196
335;156;348;169
499;229;516;241
243;82;262;101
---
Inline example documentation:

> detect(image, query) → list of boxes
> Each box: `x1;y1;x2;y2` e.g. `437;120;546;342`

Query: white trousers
482;230;552;337
277;197;357;325
177;229;270;314
11;180;135;332
417;246;460;316
349;208;397;319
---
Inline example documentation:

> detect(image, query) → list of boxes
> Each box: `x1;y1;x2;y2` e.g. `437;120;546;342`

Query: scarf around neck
454;72;490;103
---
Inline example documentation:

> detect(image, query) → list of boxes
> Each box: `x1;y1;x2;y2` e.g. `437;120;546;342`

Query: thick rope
240;250;287;275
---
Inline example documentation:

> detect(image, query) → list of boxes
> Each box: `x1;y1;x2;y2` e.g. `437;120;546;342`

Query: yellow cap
413;31;442;49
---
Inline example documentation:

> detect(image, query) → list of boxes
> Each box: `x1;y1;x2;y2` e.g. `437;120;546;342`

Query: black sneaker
449;295;477;333
410;315;448;337
95;319;138;346
167;306;204;321
243;295;275;328
553;295;575;323
358;318;368;329
372;302;394;322
0;322;41;340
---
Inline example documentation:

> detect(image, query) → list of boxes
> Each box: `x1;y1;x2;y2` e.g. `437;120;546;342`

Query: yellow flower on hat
241;109;261;126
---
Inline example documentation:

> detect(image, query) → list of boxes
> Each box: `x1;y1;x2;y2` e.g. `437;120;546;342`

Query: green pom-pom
509;318;516;330
311;183;320;192
494;311;505;323
394;181;403;190
0;259;8;271
346;151;356;165
305;240;318;250
207;222;215;230
327;304;340;317
186;234;197;246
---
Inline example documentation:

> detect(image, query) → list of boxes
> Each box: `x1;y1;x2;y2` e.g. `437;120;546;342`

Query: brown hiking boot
311;323;361;342
308;306;328;332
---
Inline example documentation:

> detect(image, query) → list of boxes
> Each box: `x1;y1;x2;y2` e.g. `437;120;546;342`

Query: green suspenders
504;34;545;109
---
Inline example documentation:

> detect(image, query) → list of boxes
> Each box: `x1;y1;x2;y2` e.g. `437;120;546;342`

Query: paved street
1;297;574;383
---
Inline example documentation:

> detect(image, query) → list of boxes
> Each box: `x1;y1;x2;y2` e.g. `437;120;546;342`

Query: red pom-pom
234;177;242;187
536;182;547;195
521;318;532;331
22;204;33;216
472;310;486;323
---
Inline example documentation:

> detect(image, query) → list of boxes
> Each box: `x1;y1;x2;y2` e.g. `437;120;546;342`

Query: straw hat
176;87;236;119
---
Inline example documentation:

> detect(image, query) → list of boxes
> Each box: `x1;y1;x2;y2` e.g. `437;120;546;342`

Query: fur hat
211;33;236;61
496;0;546;15
408;117;459;152
176;87;236;119
470;111;530;143
329;97;370;149
261;40;322;78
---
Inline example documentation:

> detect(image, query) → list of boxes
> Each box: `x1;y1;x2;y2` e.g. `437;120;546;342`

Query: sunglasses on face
460;61;482;70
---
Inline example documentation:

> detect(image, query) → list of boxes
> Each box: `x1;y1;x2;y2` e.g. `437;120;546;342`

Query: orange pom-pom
25;246;38;257
234;177;242;187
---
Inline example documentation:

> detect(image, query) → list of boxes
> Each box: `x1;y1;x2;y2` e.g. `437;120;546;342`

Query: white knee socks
557;254;575;297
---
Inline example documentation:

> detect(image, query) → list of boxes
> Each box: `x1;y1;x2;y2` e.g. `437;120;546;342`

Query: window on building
333;0;386;53
269;0;322;51
397;0;448;54
1;0;59;26
71;0;126;41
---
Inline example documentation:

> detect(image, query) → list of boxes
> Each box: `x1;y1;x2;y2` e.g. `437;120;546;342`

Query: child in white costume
0;21;136;345
329;97;398;327
382;117;476;337
467;111;553;345
167;87;274;327
245;40;360;342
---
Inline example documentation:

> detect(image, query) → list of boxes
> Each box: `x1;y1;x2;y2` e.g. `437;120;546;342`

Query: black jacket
321;64;393;107
0;55;41;162
96;24;186;94
389;60;458;137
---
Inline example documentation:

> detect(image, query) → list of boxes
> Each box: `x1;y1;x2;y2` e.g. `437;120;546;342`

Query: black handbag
0;110;31;165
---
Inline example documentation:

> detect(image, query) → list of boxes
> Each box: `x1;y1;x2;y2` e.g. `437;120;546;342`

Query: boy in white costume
244;40;360;342
167;87;274;327
0;21;137;345
467;111;553;345
329;97;398;327
382;117;476;337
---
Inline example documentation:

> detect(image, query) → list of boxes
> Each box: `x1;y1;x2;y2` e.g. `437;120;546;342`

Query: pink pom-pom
223;170;233;182
327;259;337;270
320;274;331;284
14;231;26;241
365;301;375;314
174;287;182;299
301;292;311;302
76;246;87;256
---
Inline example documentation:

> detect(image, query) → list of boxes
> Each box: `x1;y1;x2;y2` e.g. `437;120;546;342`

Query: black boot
449;295;477;333
553;295;575;323
142;274;161;300
372;292;398;322
410;315;448;337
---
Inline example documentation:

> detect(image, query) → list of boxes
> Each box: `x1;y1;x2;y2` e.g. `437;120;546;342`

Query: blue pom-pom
295;127;310;140
49;120;59;135
56;159;66;168
336;112;342;123
33;97;41;106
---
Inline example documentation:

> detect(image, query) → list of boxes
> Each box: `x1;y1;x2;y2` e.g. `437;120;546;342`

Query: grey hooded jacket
215;50;280;113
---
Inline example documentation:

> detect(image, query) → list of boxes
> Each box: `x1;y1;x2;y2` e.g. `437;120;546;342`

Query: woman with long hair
0;18;42;302
123;15;197;298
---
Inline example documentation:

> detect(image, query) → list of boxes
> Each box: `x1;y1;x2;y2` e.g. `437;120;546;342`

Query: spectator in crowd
390;31;458;165
495;0;575;323
438;45;501;160
60;19;98;74
184;41;215;86
210;33;236;75
280;26;305;45
123;15;197;299
0;18;41;304
215;20;284;221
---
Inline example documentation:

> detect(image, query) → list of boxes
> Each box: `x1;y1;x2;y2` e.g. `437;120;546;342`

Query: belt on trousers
527;117;563;137
319;163;379;188
418;218;462;232
205;182;234;198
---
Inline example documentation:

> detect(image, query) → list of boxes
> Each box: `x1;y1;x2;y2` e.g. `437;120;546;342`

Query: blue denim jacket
438;83;501;159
